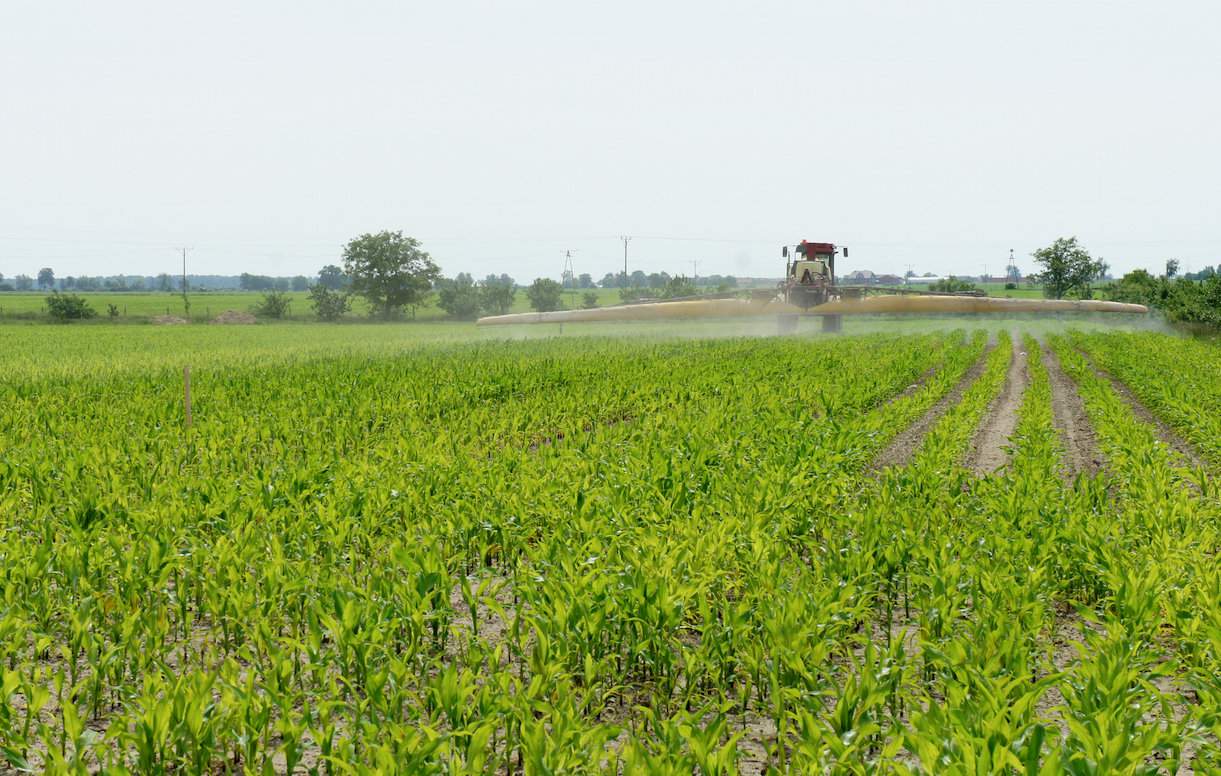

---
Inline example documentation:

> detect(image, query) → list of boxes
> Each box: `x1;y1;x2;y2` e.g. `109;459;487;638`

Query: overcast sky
2;0;1219;282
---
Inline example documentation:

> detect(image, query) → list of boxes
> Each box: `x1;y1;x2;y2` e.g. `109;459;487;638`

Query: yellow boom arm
476;295;1148;326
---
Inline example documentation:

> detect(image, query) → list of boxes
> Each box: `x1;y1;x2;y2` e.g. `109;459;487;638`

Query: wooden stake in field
184;365;192;428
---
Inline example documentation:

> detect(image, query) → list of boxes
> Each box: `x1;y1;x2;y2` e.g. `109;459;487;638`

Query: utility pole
691;260;698;282
180;247;191;319
620;236;631;288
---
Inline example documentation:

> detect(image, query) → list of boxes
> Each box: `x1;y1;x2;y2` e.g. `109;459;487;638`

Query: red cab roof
799;241;835;255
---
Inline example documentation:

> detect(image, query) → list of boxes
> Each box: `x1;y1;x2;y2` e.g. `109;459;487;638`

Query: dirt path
1075;349;1206;470
873;346;994;470
964;339;1028;475
1044;348;1103;479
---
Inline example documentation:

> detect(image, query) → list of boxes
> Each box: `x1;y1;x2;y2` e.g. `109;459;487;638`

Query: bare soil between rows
1043;348;1104;480
872;345;994;469
964;337;1028;475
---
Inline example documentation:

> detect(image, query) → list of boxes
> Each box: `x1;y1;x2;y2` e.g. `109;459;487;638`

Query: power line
3;230;1220;250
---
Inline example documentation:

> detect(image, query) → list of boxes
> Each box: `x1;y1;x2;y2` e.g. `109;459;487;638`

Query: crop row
1070;330;1221;468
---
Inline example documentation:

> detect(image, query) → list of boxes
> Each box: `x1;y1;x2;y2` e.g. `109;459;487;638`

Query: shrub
253;290;291;319
308;285;351;322
582;292;599;309
45;293;96;321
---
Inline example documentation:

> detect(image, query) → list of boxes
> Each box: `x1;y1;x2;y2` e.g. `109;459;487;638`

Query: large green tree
342;231;439;318
526;278;564;312
1032;237;1106;299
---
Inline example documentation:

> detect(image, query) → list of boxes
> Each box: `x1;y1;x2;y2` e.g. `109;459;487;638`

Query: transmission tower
1005;248;1021;284
561;250;576;289
561;249;579;306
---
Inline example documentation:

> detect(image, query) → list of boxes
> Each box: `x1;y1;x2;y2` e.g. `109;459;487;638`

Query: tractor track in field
1044;347;1103;480
872;344;995;470
964;337;1028;475
1075;348;1207;471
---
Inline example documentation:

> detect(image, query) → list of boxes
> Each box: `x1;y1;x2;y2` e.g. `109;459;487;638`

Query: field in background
0;287;633;322
0;282;1051;323
904;280;1047;298
2;320;1219;771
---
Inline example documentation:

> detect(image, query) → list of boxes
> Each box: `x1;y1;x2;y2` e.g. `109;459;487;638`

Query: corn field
0;325;1218;773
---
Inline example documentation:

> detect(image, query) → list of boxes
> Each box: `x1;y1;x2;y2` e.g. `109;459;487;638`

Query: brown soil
1044;348;1103;479
964;339;1029;475
447;573;517;655
211;310;257;324
150;315;189;325
872;346;994;469
1076;350;1206;470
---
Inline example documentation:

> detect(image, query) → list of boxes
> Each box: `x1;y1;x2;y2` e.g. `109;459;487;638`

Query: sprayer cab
781;241;846;310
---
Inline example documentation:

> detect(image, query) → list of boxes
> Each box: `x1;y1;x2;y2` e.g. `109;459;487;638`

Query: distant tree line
239;274;312;292
928;277;979;293
1181;264;1218;281
594;270;738;290
0;271;319;292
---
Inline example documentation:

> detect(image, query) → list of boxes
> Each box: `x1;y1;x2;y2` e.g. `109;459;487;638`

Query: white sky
2;0;1219;281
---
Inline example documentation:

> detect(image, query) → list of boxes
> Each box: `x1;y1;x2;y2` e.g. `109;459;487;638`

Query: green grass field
0;287;634;323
